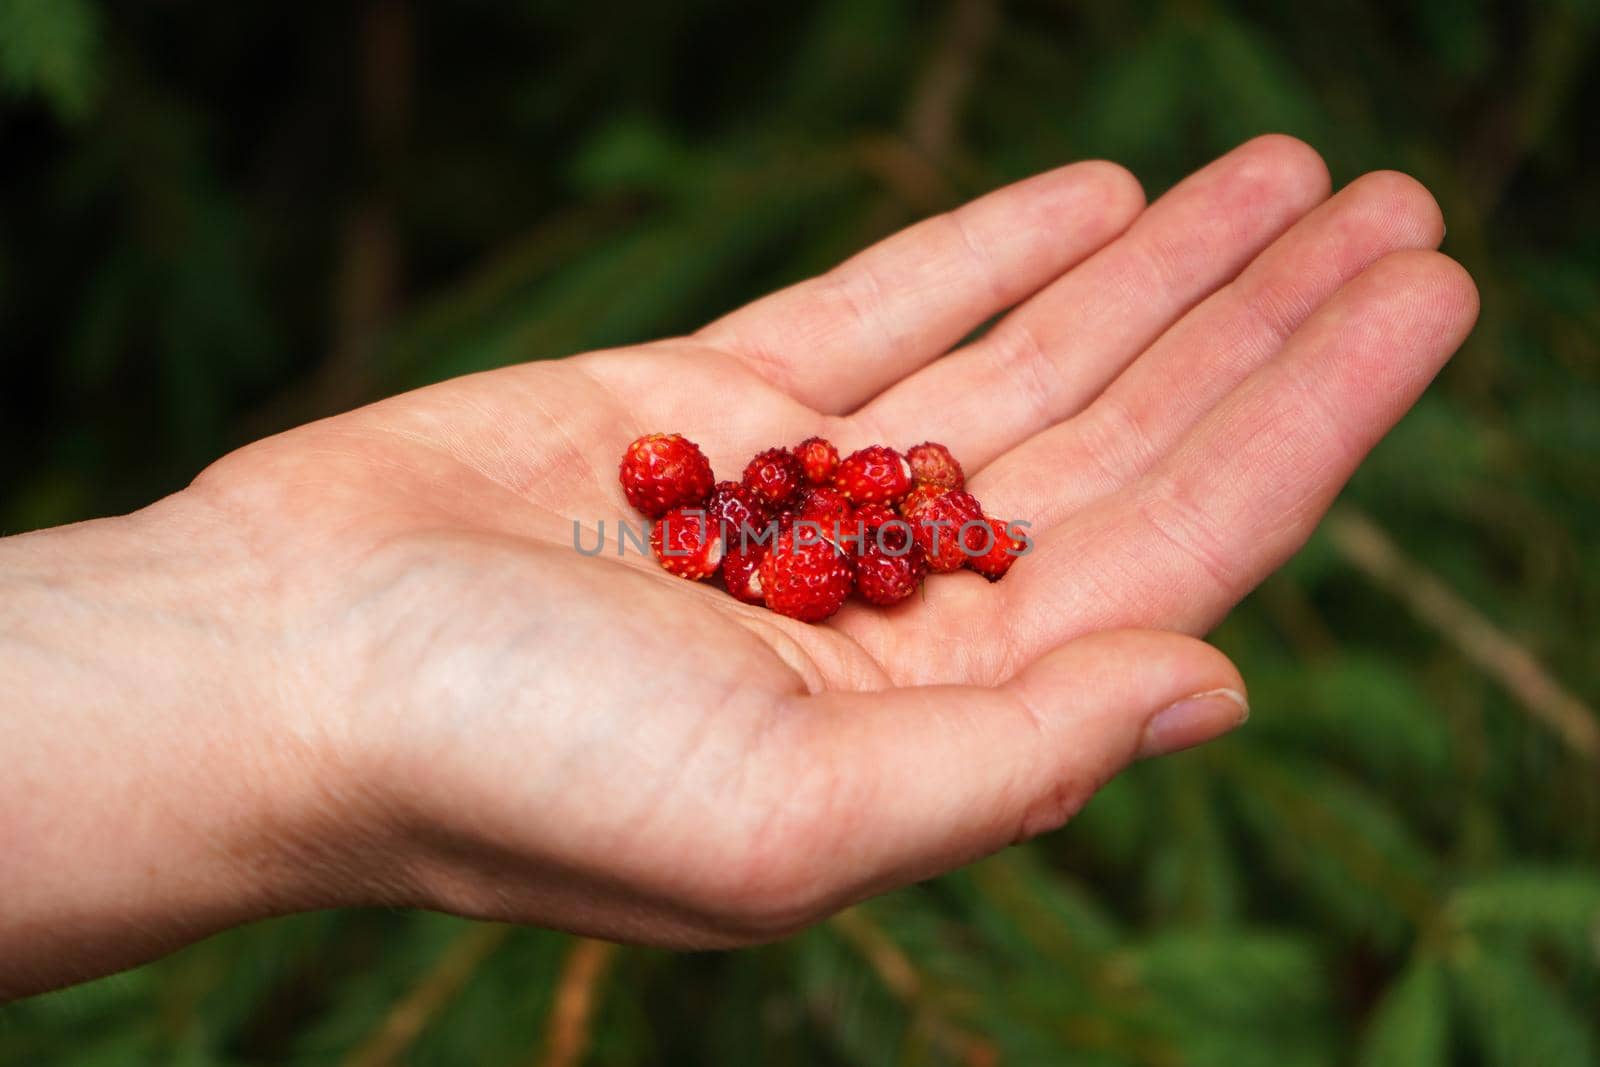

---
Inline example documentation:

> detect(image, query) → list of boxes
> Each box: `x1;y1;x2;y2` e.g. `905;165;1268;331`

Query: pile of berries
618;433;1026;622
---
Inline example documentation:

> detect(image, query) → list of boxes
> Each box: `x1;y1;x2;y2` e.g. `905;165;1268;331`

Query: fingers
973;169;1446;527
748;630;1244;921
859;134;1331;465
697;161;1145;414
1003;250;1479;645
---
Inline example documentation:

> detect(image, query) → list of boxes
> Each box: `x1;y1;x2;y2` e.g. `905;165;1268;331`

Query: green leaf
570;115;699;196
1414;0;1494;77
389;142;861;386
1193;12;1323;145
1359;956;1451;1067
793;924;915;1067
780;0;913;123
957;849;1124;963
1064;759;1153;869
0;0;102;121
1122;930;1328;1024
1451;946;1597;1067
1217;749;1439;949
1449;868;1600;963
1143;762;1242;925
1247;653;1456;789
1078;18;1192;170
1114;930;1336;1067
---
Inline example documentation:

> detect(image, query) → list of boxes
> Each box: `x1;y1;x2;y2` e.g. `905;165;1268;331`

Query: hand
0;136;1477;995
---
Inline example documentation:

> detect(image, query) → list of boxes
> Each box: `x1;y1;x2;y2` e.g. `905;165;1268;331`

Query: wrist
0;491;352;997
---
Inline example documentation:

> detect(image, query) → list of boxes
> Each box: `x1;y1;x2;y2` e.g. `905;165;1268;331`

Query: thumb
773;629;1246;908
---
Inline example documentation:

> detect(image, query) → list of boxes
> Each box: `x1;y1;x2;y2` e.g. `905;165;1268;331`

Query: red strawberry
841;502;907;557
855;536;925;606
619;433;715;518
899;483;948;522
742;447;806;508
913;490;985;573
650;507;723;580
833;445;912;505
758;535;854;622
795;436;840;485
786;487;852;550
706;481;768;549
798;486;852;524
864;510;917;553
905;441;964;490
722;543;768;604
967;516;1027;581
838;502;902;550
851;502;899;530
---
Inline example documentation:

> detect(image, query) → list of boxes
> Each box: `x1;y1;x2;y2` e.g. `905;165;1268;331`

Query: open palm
195;136;1476;945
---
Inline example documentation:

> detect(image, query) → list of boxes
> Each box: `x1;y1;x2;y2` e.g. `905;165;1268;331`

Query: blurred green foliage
2;0;1597;1063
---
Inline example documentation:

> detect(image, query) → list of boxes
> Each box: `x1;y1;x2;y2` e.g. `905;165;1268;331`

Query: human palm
194;137;1476;944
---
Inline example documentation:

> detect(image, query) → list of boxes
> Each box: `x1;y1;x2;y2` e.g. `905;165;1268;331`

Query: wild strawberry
784;488;851;550
742;447;806;508
650;506;723;580
706;481;768;550
625;430;1003;614
899;483;948;522
619;433;715;518
851;502;899;530
839;502;908;558
867;511;917;553
905;442;964;490
795;436;840;485
777;508;849;545
722;543;768;604
967;516;1027;581
833;445;912;505
855;537;925;606
758;535;854;622
798;486;852;524
913;490;985;573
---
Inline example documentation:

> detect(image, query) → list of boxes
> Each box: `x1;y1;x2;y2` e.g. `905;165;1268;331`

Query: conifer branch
536;938;619;1067
829;908;999;1067
1326;508;1599;763
341;922;512;1067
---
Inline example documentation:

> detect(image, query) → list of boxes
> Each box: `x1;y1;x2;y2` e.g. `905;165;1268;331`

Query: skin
0;136;1478;1000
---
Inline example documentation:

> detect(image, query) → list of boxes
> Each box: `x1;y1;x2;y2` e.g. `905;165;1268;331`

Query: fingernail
1137;688;1249;759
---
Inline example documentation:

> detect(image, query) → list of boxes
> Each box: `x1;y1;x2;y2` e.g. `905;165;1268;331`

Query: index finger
698;161;1145;414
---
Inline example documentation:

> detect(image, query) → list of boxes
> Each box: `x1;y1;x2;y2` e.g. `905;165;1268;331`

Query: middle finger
855;135;1329;466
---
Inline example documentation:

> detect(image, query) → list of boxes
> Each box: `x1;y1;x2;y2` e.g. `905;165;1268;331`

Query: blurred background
2;0;1597;1062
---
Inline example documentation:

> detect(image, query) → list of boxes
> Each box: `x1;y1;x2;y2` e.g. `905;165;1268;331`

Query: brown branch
904;0;1000;167
1460;5;1593;211
240;0;412;439
536;938;619;1067
342;922;513;1067
1326;507;1600;763
854;134;961;215
330;0;411;400
856;0;1001;222
828;908;999;1067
